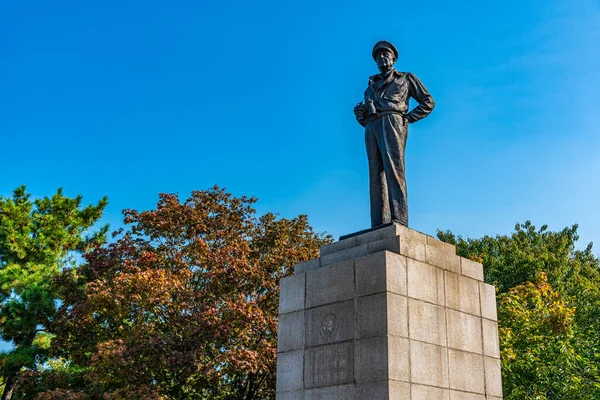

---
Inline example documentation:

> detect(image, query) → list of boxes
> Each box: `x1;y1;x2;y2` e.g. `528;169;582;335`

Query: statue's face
376;48;395;73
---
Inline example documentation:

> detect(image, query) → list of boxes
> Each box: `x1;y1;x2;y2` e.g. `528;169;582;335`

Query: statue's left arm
405;72;435;123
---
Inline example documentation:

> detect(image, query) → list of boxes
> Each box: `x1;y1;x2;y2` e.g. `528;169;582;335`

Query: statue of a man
354;40;435;228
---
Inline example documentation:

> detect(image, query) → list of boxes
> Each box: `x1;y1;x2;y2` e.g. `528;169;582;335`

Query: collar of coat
369;69;405;83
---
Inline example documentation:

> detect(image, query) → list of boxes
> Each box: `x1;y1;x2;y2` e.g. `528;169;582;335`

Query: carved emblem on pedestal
319;313;339;338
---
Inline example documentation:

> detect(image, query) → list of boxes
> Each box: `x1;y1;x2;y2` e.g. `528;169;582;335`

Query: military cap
372;40;398;60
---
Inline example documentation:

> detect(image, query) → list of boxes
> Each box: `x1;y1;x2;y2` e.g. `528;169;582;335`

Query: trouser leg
376;115;408;226
365;126;390;227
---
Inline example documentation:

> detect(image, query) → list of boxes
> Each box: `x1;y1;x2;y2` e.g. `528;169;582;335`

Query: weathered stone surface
426;235;456;253
480;283;498;321
408;298;447;346
278;310;304;352
396;225;428;261
410;341;449;388
446;309;483;354
445;272;481;316
460;257;484;281
355;335;410;383
448;349;485;394
321;244;368;267
356;251;407;297
276;350;303;392
368;235;401;255
306;300;354;347
387;293;408;337
304;383;355;400
388;380;412;399
411;384;450;400
277;226;503;399
276;390;303;400
355;223;401;245
449;391;485;400
294;258;320;274
280;274;305;314
306;261;353;308
355;381;388;400
482;319;500;358
388;335;410;382
320;236;357;257
304;342;354;388
356;380;411;400
407;259;445;305
355;336;388;383
357;292;408;339
426;244;461;273
484;356;503;397
357;293;387;338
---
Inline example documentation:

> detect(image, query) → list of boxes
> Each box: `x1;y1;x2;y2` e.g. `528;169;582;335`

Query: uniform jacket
364;70;435;124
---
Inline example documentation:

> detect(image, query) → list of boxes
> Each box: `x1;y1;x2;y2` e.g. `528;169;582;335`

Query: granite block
426;245;461;274
446;309;483;354
320;236;357;257
304;342;354;388
280;274;305;314
321;244;368;267
480;283;498;321
278;310;304;352
276;350;304;392
368;235;401;255
461;258;484;281
407;259;445;305
448;349;485;394
482;319;500;358
388;335;410;382
355;251;407;297
355;336;388;383
411;385;450;400
484;356;503;397
408;298;447;346
306;261;354;308
445;272;481;316
306;300;354;347
276;390;303;400
304;384;355;400
410;341;449;388
294;258;320;274
449;391;485;400
357;293;388;339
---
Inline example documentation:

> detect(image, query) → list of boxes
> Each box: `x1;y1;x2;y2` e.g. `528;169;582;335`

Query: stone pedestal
276;224;503;399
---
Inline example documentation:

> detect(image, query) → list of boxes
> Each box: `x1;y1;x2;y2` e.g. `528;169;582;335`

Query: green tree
438;221;600;398
50;187;331;399
498;273;600;399
0;186;107;400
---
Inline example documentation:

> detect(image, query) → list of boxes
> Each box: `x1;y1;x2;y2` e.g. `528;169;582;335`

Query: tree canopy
4;184;600;399
40;186;330;399
438;221;600;399
0;186;107;400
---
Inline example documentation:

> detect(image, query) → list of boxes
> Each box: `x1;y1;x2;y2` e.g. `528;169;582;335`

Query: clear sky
2;0;600;248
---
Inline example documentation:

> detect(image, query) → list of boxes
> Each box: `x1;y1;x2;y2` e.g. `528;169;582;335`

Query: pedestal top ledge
294;223;484;282
323;222;453;258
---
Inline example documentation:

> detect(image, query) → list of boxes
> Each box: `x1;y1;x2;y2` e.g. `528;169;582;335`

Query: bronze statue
354;41;435;228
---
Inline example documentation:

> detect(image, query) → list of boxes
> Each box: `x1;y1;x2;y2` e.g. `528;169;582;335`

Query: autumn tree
49;187;331;399
438;221;600;398
0;186;107;400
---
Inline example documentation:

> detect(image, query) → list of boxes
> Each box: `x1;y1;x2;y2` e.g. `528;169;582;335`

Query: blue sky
2;0;600;248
